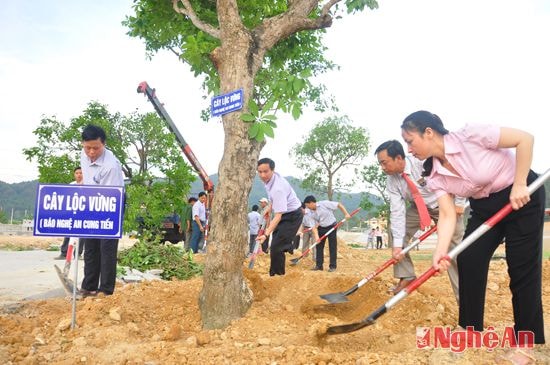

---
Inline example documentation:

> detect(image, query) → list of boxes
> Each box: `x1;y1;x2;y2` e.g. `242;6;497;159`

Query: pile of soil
1;237;549;364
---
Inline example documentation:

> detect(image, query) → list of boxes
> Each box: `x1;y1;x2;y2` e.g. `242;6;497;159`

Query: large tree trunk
198;24;263;329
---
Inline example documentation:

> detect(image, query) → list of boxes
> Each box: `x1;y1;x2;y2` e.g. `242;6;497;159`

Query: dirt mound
1;238;550;364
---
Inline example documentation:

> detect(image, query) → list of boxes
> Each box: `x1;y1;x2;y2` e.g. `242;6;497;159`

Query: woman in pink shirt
401;110;544;364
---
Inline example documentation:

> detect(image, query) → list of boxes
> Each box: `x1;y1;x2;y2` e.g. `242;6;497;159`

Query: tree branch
255;0;340;51
173;0;221;39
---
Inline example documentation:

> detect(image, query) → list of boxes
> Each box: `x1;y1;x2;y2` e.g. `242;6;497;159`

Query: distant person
366;228;376;249
304;195;351;272
190;192;207;253
56;166;84;260
183;197;197;251
258;197;271;253
248;205;262;255
256;158;303;276
375;227;383;249
79;125;124;297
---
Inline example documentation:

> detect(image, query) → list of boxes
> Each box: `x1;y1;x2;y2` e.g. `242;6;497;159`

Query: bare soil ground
1;229;550;364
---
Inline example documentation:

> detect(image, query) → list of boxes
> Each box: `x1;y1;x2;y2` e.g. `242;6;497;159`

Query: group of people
180;192;207;254
254;158;352;276
255;111;545;361
366;227;386;249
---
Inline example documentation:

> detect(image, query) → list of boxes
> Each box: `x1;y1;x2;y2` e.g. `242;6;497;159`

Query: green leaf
263;123;275;138
254;129;265;142
248;122;260;139
248;99;259;117
241;113;256;122
293;77;305;93
261;114;276;121
291;102;301;120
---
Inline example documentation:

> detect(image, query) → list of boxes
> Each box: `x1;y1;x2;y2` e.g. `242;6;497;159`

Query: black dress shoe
311;266;323;271
78;289;98;298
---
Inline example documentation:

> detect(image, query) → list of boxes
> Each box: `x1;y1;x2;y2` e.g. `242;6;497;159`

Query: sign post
34;184;125;329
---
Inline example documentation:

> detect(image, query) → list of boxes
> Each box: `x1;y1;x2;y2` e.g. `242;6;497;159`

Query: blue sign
34;184;125;238
211;88;244;117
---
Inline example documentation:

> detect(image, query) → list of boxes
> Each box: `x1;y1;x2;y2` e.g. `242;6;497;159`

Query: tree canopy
22;101;196;233
291;115;370;200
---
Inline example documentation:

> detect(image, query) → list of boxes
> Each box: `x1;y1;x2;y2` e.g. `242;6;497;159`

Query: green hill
0;180;38;221
189;174;382;224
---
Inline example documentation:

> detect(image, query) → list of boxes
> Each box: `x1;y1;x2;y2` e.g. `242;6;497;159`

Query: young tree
22;102;196;233
124;0;379;329
291;115;370;200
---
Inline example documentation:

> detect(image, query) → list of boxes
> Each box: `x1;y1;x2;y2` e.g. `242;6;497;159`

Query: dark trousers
249;234;258;253
190;221;205;253
458;170;545;344
315;223;337;270
61;237;84;257
269;208;303;276
81;238;119;295
376;236;383;249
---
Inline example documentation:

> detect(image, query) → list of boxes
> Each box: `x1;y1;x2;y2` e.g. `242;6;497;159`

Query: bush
118;240;203;280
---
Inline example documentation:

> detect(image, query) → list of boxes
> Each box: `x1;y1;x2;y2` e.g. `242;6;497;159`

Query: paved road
0;250;83;306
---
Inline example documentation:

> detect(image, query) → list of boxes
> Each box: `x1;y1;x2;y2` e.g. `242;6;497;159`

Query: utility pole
10;207;14;224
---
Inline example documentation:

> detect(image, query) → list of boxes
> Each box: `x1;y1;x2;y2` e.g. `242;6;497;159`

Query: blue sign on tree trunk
211;89;244;117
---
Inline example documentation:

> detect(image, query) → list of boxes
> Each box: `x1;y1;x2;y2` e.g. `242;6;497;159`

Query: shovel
290;208;361;266
54;237;77;295
326;168;549;335
248;223;267;269
320;225;437;304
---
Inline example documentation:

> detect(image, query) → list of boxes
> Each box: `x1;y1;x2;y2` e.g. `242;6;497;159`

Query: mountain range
0;174;381;223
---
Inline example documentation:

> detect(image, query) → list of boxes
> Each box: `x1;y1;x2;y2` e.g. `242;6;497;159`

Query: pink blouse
427;124;516;199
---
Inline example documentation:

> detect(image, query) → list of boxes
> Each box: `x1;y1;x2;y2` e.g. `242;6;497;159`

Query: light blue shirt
311;201;339;227
192;200;206;222
80;147;124;186
302;209;316;228
264;172;301;213
248;211;262;235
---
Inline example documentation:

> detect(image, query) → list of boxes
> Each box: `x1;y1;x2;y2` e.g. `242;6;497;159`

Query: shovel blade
54;264;76;295
319;292;350;304
326;318;375;335
289;257;301;266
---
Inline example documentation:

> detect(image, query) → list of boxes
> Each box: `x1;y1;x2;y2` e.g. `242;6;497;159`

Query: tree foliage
359;163;389;217
291;115;370;200
22;101;196;233
123;0;377;140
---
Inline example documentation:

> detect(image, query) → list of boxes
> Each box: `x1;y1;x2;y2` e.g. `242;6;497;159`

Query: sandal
497;348;536;365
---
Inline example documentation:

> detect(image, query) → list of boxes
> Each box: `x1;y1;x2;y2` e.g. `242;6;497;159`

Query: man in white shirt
304;195;351;272
79;125;124;297
375;140;465;298
190;192;207;253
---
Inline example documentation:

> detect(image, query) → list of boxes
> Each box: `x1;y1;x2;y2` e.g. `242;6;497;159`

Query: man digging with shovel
255;158;303;276
375;140;466;299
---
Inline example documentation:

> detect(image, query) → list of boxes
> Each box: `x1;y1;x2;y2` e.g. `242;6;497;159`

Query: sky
1;0;549;191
